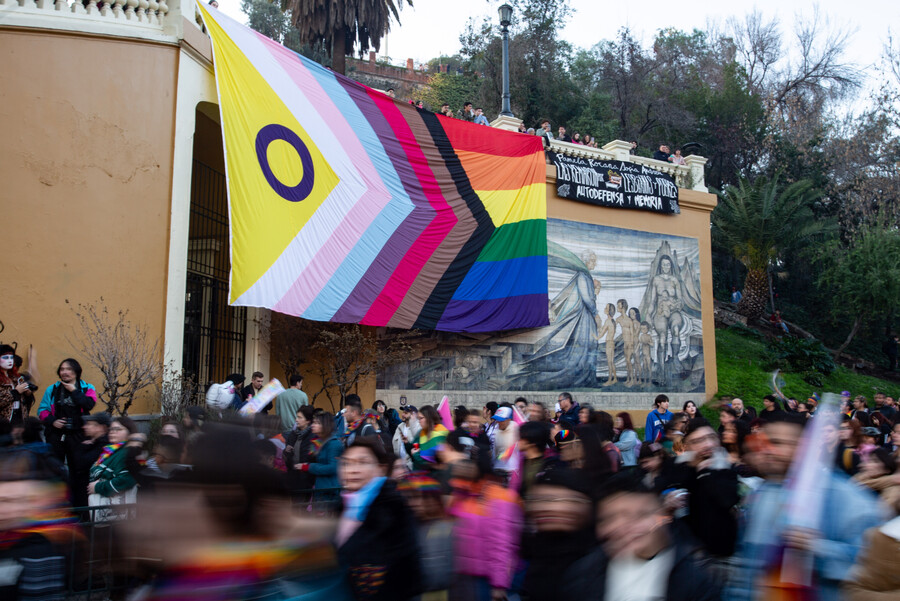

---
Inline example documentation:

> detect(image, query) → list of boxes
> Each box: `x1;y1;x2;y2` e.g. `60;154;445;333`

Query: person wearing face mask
564;471;721;601
0;345;34;422
37;358;98;469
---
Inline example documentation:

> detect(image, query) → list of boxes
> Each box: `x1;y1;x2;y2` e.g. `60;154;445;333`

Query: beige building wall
1;29;179;414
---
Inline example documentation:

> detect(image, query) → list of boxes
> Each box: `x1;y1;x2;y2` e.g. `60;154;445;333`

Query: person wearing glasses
87;417;140;516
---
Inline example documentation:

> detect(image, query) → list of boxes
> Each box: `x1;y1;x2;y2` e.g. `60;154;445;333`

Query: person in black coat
336;437;422;601
71;412;111;514
563;470;721;601
657;418;740;559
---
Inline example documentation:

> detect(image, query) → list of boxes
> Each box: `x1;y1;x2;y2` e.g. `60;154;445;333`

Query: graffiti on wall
377;219;705;394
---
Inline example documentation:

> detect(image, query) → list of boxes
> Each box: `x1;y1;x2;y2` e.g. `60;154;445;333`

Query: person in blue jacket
644;394;673;442
295;412;344;513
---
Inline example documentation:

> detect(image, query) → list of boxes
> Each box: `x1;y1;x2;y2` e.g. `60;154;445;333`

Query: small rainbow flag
198;4;549;332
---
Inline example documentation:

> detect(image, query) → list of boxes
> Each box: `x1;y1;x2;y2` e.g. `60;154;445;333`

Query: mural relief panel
378;219;705;396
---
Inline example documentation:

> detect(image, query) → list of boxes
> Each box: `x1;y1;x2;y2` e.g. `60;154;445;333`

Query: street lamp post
498;3;513;117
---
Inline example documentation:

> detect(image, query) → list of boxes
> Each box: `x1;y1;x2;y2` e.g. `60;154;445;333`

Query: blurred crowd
2;354;900;600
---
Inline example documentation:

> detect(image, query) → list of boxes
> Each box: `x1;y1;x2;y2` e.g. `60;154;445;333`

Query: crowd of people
3;353;900;599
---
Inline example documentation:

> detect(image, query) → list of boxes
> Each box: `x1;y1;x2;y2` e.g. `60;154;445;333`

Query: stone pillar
685;155;708;192
369;51;376;63
406;58;414;71
490;115;523;132
601;139;633;162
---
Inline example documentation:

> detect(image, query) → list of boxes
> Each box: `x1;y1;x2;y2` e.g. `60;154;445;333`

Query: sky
215;0;896;91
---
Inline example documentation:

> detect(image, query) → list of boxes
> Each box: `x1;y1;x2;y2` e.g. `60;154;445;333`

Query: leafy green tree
420;72;480;116
713;174;834;320
815;222;900;356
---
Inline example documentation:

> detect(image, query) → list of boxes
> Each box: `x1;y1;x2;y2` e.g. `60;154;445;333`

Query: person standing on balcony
653;144;670;161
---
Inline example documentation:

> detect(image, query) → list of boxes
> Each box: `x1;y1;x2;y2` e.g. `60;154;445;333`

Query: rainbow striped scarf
93;442;125;468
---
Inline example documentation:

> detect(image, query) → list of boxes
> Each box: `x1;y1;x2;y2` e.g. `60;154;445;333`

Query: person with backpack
644;394;673;442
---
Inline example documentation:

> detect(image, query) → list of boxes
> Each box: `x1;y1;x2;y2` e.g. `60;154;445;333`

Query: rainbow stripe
198;4;549;332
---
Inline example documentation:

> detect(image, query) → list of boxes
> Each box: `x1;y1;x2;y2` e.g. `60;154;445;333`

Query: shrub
765;336;836;385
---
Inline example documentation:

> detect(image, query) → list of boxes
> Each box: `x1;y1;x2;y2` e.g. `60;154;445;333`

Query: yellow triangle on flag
200;5;339;302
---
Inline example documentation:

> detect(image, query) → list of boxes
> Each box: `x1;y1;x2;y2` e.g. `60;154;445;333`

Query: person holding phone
37;358;98;471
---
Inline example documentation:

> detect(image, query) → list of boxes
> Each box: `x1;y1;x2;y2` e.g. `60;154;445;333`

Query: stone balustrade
0;0;176;41
548;138;708;192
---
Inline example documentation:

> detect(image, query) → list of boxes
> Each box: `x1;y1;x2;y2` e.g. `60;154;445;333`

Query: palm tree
284;0;412;75
713;174;834;320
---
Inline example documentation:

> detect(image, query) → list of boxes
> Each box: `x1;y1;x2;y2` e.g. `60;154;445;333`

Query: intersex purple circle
254;124;315;202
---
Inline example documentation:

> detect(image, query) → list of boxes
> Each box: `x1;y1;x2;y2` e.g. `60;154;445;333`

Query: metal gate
182;160;246;389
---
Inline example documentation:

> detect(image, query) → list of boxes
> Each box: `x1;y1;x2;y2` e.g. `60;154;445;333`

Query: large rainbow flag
198;4;549;332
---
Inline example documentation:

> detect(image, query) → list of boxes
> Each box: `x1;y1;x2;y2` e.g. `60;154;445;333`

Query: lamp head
498;3;513;27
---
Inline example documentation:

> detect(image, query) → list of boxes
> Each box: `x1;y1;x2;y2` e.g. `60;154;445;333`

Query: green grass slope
707;327;900;420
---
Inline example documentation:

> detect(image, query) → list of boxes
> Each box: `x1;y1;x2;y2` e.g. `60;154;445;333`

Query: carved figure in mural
628;307;643;383
616;299;637;387
646;255;686;363
598;303;618;386
522;243;599;388
639;322;654;384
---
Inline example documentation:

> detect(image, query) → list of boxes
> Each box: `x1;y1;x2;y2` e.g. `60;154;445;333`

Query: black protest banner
550;152;680;214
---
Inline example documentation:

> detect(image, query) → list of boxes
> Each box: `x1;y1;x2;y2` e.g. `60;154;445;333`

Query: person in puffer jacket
444;439;523;601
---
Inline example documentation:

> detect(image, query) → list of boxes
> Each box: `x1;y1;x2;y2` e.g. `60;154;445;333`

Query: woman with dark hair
295;412;343;512
453;404;469;429
336;438;422;600
870;411;892;448
578;404;593;425
614;412;639;467
87;417;140;515
682;400;698;420
284;405;316;500
38;359;98;468
405;405;449;471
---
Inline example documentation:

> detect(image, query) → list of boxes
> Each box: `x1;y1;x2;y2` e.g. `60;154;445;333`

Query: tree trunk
767;267;776;313
833;315;863;357
737;268;769;320
332;26;346;75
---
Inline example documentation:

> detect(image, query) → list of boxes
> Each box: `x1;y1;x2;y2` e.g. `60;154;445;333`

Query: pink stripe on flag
360;93;458;325
256;32;391;315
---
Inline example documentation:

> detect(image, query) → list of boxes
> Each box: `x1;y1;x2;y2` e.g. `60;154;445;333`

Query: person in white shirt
392;404;421;469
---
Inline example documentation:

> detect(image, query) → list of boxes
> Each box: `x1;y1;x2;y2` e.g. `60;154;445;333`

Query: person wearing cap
492;406;519;476
71;412;111;513
392;404;421;469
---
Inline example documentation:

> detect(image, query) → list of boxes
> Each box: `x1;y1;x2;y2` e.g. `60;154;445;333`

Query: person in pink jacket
445;440;523;601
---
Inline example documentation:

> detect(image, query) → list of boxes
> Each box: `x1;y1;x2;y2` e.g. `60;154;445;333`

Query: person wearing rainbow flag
404;405;448;471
